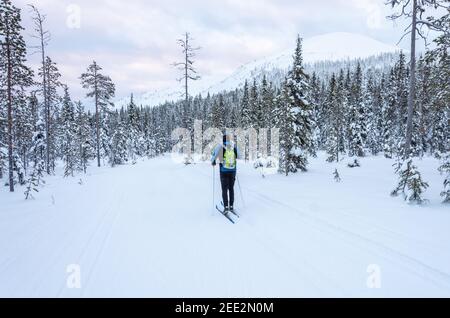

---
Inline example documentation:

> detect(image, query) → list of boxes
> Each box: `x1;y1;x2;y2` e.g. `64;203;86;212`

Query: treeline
0;0;448;203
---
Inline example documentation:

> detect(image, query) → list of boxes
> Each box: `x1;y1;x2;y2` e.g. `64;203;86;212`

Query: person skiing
211;134;240;215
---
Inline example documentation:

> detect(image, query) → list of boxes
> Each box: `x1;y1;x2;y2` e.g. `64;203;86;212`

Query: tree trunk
41;37;49;175
405;0;417;159
185;33;189;130
94;63;101;167
6;30;14;192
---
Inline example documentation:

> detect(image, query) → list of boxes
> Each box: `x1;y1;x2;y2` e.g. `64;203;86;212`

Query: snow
1;153;449;297
115;32;402;108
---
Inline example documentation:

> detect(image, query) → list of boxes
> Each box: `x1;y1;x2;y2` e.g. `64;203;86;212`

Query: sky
14;0;420;104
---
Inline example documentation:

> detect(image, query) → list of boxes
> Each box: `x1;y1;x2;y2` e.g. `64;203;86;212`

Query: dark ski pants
220;172;236;208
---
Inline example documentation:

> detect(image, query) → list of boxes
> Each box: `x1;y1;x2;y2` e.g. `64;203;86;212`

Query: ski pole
237;175;246;209
212;165;216;216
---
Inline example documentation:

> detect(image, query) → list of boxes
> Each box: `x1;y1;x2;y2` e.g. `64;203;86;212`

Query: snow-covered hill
116;32;402;108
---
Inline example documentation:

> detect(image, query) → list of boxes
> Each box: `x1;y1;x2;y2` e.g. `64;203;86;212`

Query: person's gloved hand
212;161;217;167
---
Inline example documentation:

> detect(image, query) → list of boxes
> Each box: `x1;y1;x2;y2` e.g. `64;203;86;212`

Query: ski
216;205;235;224
221;202;240;218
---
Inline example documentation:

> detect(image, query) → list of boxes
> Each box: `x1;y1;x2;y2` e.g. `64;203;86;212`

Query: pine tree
210;94;224;131
173;32;201;131
81;61;115;167
275;35;313;174
24;159;45;200
348;62;366;158
382;69;397;158
0;143;6;181
428;49;449;158
109;115;128;167
406;168;429;205
391;159;428;204
309;72;323;151
365;69;383;155
0;0;34;192
438;154;450;204
387;0;449;158
127;94;143;163
393;52;410;157
249;79;259;128
29;4;52;174
39;56;61;174
74;101;91;173
60;86;77;177
260;75;274;129
326;72;345;163
240;80;252;129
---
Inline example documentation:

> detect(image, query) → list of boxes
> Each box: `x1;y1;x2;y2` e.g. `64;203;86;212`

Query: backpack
222;144;237;170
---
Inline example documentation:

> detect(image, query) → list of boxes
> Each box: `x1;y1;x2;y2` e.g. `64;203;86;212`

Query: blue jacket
211;142;241;173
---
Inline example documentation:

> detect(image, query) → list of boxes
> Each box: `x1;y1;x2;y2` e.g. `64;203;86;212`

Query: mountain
116;32;402;108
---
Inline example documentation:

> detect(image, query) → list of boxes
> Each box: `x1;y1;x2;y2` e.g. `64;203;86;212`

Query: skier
211;134;241;215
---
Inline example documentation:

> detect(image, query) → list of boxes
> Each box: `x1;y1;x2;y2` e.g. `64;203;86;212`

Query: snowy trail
241;187;450;293
0;155;449;297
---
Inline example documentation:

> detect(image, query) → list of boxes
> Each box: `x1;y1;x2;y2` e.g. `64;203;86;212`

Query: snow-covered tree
326;72;345;163
391;159;429;204
109;115;128;167
59;86;77;177
39;56;61;174
0;0;34;191
438;154;450;204
74;101;91;174
387;0;450;158
126;94;144;163
240;80;251;129
24;159;45;200
348;62;366;158
275;35;313;175
81;61;115;167
173;32;201;131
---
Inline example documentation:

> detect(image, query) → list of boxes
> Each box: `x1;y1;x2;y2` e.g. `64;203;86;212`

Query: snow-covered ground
0;153;449;298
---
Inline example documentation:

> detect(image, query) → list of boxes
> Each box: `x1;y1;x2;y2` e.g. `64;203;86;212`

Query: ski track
194;163;450;296
1;156;449;297
241;186;450;293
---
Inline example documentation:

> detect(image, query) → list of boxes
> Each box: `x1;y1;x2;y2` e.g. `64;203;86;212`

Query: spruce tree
60;86;77;177
240;80;251;129
348;62;366;158
391;159;429;204
109;114;128;167
0;0;34;192
75;101;91;173
127;94;143;163
275;35;313;174
81;61;115;167
39;56;61;174
438;154;450;204
382;69;397;158
24;159;45;200
326;71;346;163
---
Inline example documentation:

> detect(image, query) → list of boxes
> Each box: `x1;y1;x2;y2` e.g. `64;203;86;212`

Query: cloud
14;0;405;103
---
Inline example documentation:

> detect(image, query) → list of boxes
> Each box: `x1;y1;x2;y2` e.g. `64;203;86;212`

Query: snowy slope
116;32;402;108
1;154;449;297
